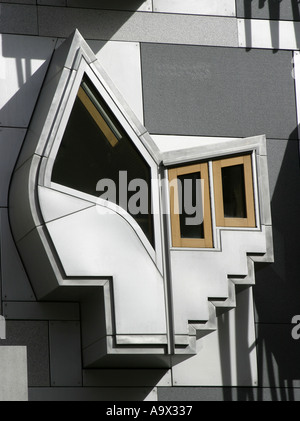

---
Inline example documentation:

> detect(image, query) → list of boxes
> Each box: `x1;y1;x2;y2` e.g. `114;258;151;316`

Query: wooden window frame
168;163;213;248
212;154;256;228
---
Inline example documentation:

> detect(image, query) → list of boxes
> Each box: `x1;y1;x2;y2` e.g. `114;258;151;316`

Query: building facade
0;0;300;401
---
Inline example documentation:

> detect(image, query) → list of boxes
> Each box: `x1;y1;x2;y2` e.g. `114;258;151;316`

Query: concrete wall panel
49;321;82;386
0;209;35;302
0;4;38;35
37;7;238;46
2;321;50;387
0;346;28;401
153;0;236;17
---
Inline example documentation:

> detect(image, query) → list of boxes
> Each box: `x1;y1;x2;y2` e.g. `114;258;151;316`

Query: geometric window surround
8;30;274;368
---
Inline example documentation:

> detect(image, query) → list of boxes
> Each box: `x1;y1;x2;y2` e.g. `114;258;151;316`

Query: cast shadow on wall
242;0;300;51
216;130;300;401
253;130;300;401
0;7;169;399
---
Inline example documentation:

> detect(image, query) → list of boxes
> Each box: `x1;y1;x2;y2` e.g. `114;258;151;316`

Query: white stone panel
238;18;300;50
153;0;236;17
88;40;144;123
0;346;28;401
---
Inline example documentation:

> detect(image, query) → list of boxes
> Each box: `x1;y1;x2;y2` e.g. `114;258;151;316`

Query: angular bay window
213;154;256;228
52;76;154;246
168;163;213;248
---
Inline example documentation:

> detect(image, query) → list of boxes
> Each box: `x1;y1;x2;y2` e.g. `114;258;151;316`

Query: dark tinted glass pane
177;172;204;239
221;164;247;218
52;77;154;247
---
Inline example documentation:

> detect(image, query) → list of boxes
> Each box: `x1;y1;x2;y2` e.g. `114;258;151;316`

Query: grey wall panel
141;44;297;140
0;209;35;301
3;302;80;321
28;386;157;401
0;128;25;206
0;4;38;35
254;139;300;323
0;0;36;4
49;321;82;386
2;321;50;387
67;0;152;12
236;0;300;21
37;6;238;47
38;0;66;5
256;323;300;390
83;369;171;387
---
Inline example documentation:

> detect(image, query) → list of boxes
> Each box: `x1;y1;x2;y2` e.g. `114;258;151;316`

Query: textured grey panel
28;387;156;401
0;128;25;206
141;44;296;140
0;4;38;35
256;323;300;389
67;0;151;12
1;321;50;387
236;0;300;21
37;6;238;46
0;209;35;301
3;302;80;321
49;321;82;386
254;139;300;323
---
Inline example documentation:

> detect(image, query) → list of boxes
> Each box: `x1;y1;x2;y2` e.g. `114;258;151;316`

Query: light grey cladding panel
0;4;38;35
236;0;300;21
0;346;28;401
49;321;82;386
2;321;50;387
141;44;297;140
0;34;56;128
67;0;152;12
256;323;300;389
37;7;238;47
153;0;236;16
254;139;300;323
0;209;35;301
0;128;25;206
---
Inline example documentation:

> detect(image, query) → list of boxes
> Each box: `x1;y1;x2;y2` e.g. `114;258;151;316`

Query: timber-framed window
168;153;256;248
212;154;256;228
168;163;213;248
